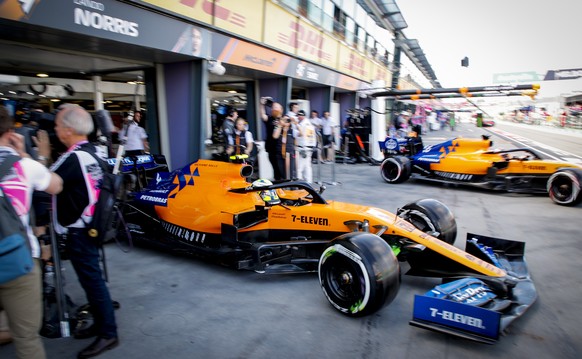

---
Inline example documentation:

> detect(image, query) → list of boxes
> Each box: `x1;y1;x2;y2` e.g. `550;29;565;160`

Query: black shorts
322;135;333;147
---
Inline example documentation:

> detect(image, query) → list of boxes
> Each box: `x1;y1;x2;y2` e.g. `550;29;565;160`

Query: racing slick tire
547;168;582;206
397;199;457;245
380;156;411;183
318;232;400;317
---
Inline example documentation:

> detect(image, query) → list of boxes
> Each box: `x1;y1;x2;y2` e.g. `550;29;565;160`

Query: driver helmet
252;179;280;206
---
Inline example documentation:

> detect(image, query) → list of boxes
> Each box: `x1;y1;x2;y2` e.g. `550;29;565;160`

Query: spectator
50;104;119;358
308;110;322;163
320;111;336;162
309;110;322;135
0;105;63;359
272;114;296;180
396;111;411;137
260;98;283;180
295;110;316;182
287;102;299;122
118;110;149;156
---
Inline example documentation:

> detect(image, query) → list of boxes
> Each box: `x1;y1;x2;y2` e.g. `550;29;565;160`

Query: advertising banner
338;45;368;80
543;68;582;81
141;0;212;25
263;1;296;55
371;62;390;85
207;0;263;42
319;32;339;69
412;295;501;340
216;36;291;74
0;0;210;58
212;32;365;91
295;18;324;64
493;72;541;83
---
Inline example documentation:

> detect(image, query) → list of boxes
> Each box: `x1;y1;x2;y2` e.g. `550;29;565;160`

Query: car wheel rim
382;160;400;182
548;172;579;204
403;211;436;233
324;256;363;303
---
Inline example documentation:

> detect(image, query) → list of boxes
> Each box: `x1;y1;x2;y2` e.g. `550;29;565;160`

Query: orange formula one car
379;134;582;206
117;157;536;343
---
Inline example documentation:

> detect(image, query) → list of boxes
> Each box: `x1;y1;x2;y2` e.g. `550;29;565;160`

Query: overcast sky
396;0;582;97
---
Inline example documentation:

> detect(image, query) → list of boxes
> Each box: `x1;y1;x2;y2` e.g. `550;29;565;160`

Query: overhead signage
212;33;366;91
2;0;381;90
544;68;582;81
0;0;210;58
492;72;540;84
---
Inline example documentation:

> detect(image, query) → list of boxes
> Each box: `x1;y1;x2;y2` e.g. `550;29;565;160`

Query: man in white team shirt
0;105;62;359
119;110;149;156
295;110;317;183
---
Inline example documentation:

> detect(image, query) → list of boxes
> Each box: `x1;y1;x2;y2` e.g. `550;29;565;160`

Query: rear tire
397;199;457;245
318;233;400;317
547;169;582;206
380;156;411;183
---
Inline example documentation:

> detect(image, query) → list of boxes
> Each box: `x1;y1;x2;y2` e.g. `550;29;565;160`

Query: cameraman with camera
271;114;297;180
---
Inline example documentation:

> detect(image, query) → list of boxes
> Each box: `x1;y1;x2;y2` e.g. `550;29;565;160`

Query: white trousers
296;149;313;183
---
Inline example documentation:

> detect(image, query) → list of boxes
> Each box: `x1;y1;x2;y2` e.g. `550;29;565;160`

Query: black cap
297;110;306;116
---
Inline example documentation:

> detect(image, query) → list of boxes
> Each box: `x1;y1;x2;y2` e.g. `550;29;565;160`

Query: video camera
262;96;274;107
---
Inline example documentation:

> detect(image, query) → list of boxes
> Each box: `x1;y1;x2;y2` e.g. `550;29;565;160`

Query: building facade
0;0;431;167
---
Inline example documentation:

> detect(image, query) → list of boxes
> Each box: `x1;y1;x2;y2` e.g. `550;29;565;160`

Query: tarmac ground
2;121;581;359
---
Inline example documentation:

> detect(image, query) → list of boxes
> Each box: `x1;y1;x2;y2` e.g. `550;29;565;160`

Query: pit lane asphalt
2;123;581;359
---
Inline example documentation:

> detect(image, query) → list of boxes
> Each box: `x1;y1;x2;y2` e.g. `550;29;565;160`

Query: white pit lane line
487;128;582;165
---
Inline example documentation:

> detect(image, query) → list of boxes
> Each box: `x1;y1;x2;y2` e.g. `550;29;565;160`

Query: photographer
0;105;63;359
272;114;297;180
14;103;43;161
260;97;284;180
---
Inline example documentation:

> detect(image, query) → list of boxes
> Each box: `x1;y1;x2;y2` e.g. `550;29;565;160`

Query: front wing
409;233;536;343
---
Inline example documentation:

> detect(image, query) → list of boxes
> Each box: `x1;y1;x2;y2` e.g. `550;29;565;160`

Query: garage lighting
228;90;237;94
36;73;49;78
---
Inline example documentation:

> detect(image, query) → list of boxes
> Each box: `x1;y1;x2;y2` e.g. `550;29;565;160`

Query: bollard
317;146;339;186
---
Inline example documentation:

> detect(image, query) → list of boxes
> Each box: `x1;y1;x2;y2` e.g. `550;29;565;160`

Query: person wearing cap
295;110;316;183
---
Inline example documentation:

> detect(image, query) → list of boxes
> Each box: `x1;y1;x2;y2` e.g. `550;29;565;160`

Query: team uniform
50;141;118;341
295;119;317;183
119;121;148;156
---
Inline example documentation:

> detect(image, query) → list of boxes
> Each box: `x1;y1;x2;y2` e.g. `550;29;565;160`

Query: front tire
380;156;411;183
318;233;400;317
397;199;457;245
547;169;582;206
